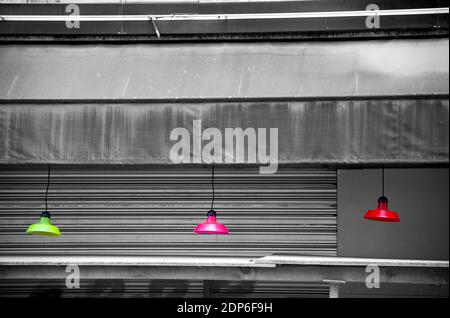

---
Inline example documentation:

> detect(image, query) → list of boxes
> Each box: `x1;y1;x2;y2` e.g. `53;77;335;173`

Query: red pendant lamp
364;167;400;222
194;165;229;235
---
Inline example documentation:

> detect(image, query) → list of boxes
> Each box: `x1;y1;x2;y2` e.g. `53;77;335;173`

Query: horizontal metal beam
0;256;447;285
257;255;450;268
0;256;276;268
1;7;448;22
0;29;449;43
0;264;447;285
1;94;449;104
1;255;447;268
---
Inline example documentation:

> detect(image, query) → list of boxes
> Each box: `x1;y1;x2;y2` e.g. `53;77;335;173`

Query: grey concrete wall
337;168;449;297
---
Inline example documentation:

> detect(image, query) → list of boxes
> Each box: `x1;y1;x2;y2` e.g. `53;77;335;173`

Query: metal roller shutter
0;279;330;298
0;164;337;258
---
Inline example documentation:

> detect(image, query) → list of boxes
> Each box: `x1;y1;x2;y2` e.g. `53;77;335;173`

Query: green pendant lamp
26;164;61;236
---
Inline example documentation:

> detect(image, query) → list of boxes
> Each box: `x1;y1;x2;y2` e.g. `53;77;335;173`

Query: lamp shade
194;210;229;235
364;196;400;222
26;211;61;236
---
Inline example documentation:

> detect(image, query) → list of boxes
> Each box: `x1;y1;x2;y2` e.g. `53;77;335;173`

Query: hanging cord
45;164;51;212
381;166;385;197
210;165;215;210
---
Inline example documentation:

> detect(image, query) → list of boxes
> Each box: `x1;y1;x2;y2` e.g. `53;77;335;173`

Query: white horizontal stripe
0;7;448;22
0;255;276;267
0;255;448;268
257;255;450;268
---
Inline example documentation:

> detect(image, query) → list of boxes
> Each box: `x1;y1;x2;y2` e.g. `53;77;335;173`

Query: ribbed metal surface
0;164;337;257
0;279;329;298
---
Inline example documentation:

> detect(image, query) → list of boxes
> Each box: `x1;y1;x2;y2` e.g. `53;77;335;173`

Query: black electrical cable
381;166;385;197
210;165;215;211
45;164;51;212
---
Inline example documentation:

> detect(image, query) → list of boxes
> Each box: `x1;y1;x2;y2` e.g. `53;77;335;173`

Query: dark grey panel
340;282;448;298
338;168;449;260
0;0;447;35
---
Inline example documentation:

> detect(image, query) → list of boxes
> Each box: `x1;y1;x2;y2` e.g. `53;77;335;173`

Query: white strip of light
0;7;448;22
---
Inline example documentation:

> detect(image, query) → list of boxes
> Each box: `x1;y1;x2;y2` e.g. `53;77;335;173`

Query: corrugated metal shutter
0;279;330;298
0;164;337;258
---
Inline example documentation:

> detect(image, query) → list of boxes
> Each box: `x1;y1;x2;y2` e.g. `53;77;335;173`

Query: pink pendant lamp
364;167;400;222
194;165;229;235
194;209;229;235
